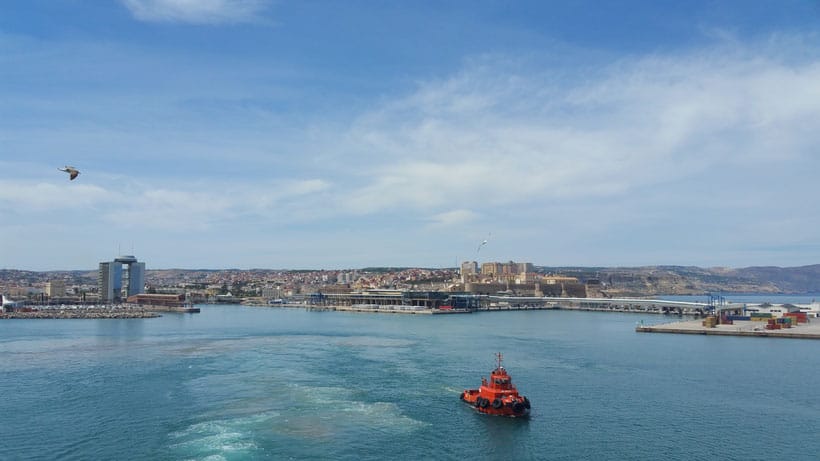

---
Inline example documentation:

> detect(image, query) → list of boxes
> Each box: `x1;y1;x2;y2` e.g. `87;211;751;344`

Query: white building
744;304;802;318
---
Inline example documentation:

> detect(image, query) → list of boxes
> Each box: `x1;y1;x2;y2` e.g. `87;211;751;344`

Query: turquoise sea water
1;305;818;460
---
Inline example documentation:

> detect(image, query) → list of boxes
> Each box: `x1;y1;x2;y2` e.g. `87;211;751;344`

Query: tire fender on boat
492;398;502;409
479;398;489;408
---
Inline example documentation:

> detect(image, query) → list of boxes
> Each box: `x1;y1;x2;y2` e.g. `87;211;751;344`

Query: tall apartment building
98;255;145;302
480;261;534;280
460;261;478;274
516;262;534;274
45;280;66;298
481;262;503;276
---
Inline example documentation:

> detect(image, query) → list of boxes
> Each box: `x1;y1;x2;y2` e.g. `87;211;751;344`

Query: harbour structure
299;290;721;315
305;289;482;311
125;293;200;313
636;316;820;339
98;255;145;302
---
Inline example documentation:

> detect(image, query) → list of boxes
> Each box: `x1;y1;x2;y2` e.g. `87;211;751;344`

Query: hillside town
1;259;594;307
3;259;820;309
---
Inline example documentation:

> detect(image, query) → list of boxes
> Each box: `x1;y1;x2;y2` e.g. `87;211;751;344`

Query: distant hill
539;264;820;296
732;265;820;293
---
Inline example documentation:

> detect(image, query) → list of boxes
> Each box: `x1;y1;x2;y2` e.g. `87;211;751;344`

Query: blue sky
2;0;819;270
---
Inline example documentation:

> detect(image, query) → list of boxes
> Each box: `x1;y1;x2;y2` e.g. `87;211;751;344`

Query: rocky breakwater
1;307;161;319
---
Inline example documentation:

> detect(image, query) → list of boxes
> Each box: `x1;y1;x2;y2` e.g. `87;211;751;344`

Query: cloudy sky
2;0;819;270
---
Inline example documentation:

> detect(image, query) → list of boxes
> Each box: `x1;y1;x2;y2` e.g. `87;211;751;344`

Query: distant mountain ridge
540;264;820;295
730;265;820;293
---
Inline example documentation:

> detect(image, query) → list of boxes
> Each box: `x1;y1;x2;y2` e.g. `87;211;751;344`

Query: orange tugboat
460;353;531;417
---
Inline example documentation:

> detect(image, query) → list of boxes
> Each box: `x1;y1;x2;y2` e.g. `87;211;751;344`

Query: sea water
1;305;818;460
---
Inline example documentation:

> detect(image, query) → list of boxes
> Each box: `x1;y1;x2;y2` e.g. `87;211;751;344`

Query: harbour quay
258;291;716;315
318;304;471;314
294;289;482;313
636;318;820;339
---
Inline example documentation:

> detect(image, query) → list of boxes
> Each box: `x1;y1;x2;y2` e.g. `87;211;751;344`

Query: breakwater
1;307;161;319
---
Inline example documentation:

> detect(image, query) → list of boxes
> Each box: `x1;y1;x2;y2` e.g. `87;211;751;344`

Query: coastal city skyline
3;1;820;271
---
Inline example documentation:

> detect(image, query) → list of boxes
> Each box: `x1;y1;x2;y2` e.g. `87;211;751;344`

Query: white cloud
426;209;480;228
101;178;330;231
121;0;270;24
104;188;232;231
337;40;820;218
0;180;111;211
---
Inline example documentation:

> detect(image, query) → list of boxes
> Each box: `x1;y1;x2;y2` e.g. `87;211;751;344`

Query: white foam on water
176;381;427;451
169;411;282;458
167;334;429;454
293;387;429;435
339;401;428;431
199;456;227;461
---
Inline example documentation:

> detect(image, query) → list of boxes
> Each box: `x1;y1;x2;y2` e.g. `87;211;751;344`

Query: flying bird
58;166;80;180
476;232;492;253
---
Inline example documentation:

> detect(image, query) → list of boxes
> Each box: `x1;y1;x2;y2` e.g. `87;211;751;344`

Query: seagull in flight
476;232;492;253
58;166;80;180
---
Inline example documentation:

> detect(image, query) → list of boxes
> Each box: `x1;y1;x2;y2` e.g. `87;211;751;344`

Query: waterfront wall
1;307;160;319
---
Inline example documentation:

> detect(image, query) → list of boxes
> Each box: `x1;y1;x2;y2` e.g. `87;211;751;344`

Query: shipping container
727;315;751;321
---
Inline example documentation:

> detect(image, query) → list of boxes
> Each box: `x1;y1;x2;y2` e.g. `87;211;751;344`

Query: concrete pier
636;319;820;339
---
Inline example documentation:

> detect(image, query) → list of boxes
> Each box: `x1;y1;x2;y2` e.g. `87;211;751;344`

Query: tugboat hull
460;353;531;417
461;389;530;417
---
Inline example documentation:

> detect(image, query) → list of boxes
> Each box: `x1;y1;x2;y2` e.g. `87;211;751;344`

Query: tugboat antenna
496;352;503;369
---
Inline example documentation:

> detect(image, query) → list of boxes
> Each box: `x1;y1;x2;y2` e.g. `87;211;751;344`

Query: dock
636;319;820;339
317;305;471;314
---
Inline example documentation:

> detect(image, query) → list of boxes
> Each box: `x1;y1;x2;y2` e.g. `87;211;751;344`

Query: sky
2;0;820;271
